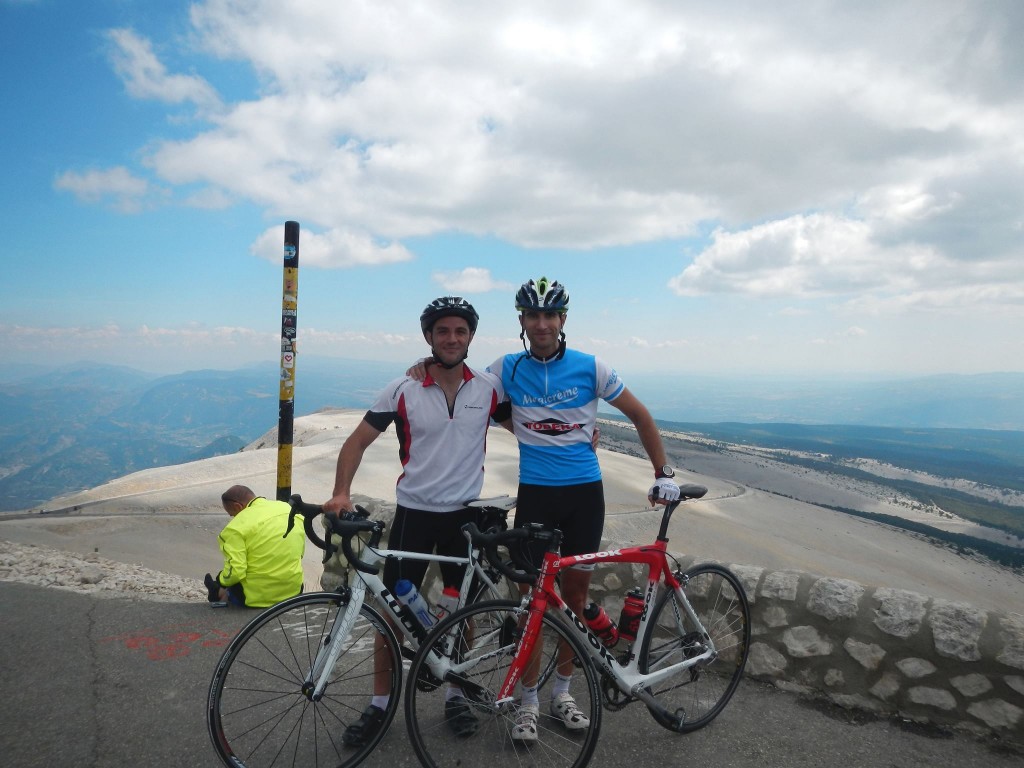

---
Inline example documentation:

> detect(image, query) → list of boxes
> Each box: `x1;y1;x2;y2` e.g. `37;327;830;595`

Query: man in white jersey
488;277;680;741
323;296;503;746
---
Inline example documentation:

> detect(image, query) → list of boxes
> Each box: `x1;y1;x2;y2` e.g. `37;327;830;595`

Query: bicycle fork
302;584;367;701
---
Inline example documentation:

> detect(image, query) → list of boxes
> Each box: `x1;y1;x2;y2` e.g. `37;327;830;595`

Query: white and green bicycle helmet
515;277;569;313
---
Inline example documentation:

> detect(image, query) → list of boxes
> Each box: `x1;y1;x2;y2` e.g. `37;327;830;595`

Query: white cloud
107;28;221;110
431;268;513;293
668;214;936;298
54;166;155;213
69;2;1024;313
249;225;413;268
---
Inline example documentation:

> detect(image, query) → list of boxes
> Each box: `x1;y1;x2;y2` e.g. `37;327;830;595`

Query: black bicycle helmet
515;276;569;312
419;296;480;333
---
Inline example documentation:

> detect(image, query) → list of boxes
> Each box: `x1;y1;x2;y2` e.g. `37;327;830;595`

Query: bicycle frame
512;543;714;706
304;531;507;700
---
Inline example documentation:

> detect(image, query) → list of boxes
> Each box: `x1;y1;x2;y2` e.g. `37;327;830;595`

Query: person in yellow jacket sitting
204;485;305;608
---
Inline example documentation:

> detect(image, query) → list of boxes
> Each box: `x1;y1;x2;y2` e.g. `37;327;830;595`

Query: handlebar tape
287;495;383;573
462;522;560;585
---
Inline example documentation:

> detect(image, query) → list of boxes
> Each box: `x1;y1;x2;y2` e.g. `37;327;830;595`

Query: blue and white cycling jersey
488;349;624;486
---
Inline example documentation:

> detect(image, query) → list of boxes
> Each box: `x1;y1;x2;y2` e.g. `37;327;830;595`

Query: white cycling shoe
510;703;539;742
549;693;590;730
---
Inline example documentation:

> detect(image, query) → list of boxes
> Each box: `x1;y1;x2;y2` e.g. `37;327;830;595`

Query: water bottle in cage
583;601;619;646
617;587;644;642
395;579;435;628
435;586;461;622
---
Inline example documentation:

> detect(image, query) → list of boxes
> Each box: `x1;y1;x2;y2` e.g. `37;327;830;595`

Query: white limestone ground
1;409;1021;616
0;538;205;602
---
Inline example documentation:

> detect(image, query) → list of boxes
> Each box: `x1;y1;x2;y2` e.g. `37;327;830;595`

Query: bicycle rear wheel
207;591;401;768
405;599;602;768
638;563;750;733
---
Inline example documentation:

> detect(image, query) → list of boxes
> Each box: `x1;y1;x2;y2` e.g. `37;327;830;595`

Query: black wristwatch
655;465;675;479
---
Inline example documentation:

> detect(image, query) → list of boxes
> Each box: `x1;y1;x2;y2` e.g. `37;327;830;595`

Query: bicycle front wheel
638;563;750;733
405;599;602;768
207;591;402;768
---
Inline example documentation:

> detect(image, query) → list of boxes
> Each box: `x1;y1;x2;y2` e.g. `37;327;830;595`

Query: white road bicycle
206;493;518;768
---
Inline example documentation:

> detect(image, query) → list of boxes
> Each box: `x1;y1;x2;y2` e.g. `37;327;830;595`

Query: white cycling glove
648;476;681;504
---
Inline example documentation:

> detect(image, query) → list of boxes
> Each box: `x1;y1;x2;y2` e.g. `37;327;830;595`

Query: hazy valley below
2;358;1023;578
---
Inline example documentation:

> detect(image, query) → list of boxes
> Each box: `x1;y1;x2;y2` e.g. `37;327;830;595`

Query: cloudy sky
2;0;1022;379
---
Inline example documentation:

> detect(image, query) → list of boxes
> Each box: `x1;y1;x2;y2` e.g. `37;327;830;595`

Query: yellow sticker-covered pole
277;221;299;502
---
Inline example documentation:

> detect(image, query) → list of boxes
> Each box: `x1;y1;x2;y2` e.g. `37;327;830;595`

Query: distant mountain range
1;358;1022;512
625;371;1024;430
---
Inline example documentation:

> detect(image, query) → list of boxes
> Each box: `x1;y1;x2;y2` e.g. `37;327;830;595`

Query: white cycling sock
521;684;540;707
551;672;572;698
371;695;390;710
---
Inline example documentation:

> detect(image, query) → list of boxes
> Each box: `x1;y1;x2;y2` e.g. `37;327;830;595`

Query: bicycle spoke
208;593;402;768
405;600;601;768
638;565;750;733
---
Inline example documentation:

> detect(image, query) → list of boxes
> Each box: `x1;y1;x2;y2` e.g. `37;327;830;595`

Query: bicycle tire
207;590;402;768
405;599;602;768
638;563;750;733
470;562;520;604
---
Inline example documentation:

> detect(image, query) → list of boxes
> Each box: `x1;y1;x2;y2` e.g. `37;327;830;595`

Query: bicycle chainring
600;671;635;711
415;667;444;692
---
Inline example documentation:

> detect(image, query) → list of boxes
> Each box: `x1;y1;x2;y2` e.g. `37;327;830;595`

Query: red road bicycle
403;483;751;768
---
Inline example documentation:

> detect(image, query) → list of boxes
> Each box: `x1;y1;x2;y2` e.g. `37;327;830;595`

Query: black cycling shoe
445;696;479;738
203;573;221;603
343;705;387;748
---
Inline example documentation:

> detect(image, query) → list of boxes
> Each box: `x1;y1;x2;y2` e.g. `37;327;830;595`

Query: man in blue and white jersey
323;296;503;746
488;276;680;741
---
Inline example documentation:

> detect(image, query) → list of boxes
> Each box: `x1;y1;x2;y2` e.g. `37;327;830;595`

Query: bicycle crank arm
632;686;692;732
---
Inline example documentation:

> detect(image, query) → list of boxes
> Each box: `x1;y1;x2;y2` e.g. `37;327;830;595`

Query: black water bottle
583;601;619;646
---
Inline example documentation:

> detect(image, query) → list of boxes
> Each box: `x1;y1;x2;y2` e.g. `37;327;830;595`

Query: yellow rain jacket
217;496;305;607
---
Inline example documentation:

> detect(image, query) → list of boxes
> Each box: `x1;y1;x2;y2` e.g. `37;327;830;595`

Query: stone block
844;638;886;670
807;578;864;621
783;625;833;657
873;587;927;638
763;605;789;628
1006;676;1024;696
929;600;986;662
950;673;993;698
896;657;936;678
908;686;957;711
967;699;1023;730
870;672;901;701
760;570;801;602
747;642;788;678
996;613;1024;671
731;564;763;605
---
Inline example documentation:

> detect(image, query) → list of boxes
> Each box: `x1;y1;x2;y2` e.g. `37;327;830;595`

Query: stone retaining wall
320;498;1024;743
587;552;1024;743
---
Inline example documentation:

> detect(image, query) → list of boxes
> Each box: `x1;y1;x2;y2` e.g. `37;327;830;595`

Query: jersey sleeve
595;358;625;402
485;356;506;379
363;375;412;431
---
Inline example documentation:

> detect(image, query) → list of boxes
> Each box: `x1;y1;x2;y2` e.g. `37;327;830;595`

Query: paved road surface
2;581;1020;768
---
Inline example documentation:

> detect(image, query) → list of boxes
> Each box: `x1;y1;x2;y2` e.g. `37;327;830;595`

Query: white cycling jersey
363;365;504;512
488;349;624;486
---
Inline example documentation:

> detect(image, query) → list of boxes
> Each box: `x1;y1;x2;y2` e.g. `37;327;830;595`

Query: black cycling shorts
382;505;483;592
514;480;605;567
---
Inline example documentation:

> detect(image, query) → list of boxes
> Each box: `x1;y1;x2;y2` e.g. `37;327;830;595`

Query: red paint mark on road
102;622;239;661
